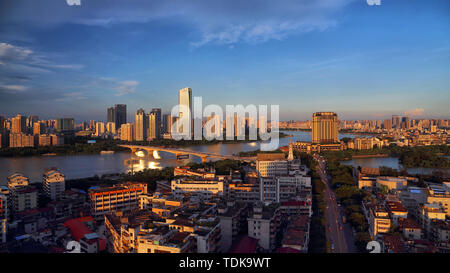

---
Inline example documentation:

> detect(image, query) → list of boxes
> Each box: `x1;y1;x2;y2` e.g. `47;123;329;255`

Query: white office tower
178;87;192;134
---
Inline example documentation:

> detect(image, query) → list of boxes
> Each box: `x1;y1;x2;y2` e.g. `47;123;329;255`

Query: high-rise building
56;118;75;132
312;112;339;144
9;133;34;147
95;122;106;136
178;87;192;134
149;108;161;139
178;87;192;119
11;114;26;134
43;169;65;201
106;122;116;135
392;115;402;129
163;114;173;134
0;116;5;131
114;104;127;130
33;121;46;135
401;116;410;130
135;108;147;141
120;123;135;141
26;115;39;131
384;119;392;130
147;112;158;140
107;107;115;124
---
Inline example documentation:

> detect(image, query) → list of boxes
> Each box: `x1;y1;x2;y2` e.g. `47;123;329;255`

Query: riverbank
0;132;290;158
323;145;450;169
351;154;389;158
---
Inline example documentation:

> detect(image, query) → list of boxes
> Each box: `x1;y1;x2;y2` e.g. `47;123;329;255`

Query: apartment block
43;169;65;201
247;203;281;251
363;202;391;239
0;194;7;243
171;179;224;201
426;184;450;217
218;201;248;253
89;182;148;220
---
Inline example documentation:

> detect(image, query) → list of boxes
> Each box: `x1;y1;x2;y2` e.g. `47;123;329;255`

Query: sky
0;0;449;122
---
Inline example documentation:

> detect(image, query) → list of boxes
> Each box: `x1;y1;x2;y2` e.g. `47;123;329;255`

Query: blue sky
0;0;449;122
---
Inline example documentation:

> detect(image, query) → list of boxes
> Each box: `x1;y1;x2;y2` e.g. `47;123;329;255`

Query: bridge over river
119;144;256;163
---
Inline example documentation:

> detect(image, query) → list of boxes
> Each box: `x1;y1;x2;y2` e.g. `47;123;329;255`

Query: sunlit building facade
312;112;339;144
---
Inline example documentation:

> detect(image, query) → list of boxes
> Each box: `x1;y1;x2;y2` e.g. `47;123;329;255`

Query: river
0;131;362;184
341;156;450;176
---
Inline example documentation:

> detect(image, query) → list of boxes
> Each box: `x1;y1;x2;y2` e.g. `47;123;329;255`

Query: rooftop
256;153;286;161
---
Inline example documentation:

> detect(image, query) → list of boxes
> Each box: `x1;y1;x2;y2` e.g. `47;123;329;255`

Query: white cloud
0;43;84;75
116;80;139;96
2;0;355;47
403;108;424;117
0;43;33;64
0;84;27;92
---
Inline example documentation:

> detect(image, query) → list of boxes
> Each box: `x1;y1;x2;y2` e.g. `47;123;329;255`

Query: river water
341;156;450;176
1;131;446;184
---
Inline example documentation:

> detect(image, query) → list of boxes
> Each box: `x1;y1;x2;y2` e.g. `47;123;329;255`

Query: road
313;153;357;253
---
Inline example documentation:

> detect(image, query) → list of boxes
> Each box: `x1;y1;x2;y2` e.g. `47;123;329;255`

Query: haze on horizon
0;0;449;122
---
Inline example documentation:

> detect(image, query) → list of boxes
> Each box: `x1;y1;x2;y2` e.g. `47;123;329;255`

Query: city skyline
0;0;449;121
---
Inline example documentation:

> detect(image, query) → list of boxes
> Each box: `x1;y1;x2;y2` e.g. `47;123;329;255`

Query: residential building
171;179;225;201
9;133;34;147
247;203;281;251
43;169;66;201
0;193;7;243
426;184;450;216
363;202;391;238
280;214;310;253
89;182;148;219
135;108;147;141
419;203;446;238
120;123;135;141
7;173;30;189
218;201;248;252
64;216;106;253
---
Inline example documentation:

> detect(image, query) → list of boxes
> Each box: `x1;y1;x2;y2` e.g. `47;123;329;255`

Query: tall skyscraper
401;116;410;130
56;118;74;132
120;123;135;142
135;108;147;141
383;119;392;130
11;114;26;134
151;108;161;138
312;112;339;144
107;107;115;124
178;87;192;135
162;114;173;134
392;115;402;129
26;116;38;133
147;111;160;140
114;104;127;130
178;87;192;119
